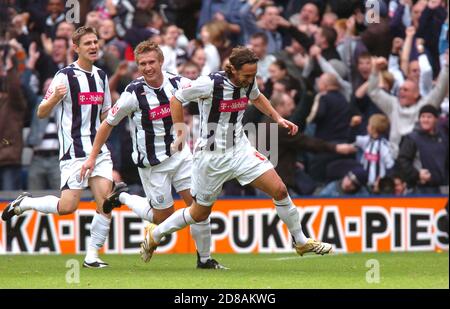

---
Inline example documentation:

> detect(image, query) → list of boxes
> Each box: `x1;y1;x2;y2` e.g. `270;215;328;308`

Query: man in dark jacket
0;41;27;190
261;93;355;194
397;105;449;194
306;72;352;182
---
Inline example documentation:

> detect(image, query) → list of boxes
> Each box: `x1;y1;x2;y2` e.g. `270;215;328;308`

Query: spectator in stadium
274;26;307;83
416;0;447;78
353;114;395;188
264;59;299;99
262;93;356;195
239;2;287;54
335;16;368;89
179;61;201;81
197;0;243;45
55;21;76;42
43;0;66;38
310;45;350;101
372;176;396;195
319;166;369;197
35;36;71;85
26;77;61;190
199;20;233;63
161;24;183;73
397;105;449;194
249;32;276;83
389;0;427;38
320;12;338;28
306;72;352;182
391;27;434;97
0;39;27;190
289;1;321;28
392;172;411;196
84;10;102;30
367;55;449;157
198;23;222;74
301;26;341;83
190;45;209;75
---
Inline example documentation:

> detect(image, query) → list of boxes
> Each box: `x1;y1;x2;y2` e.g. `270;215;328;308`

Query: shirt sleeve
174;75;214;103
106;86;138;126
42;72;68;102
248;77;261;100
102;74;112;113
354;135;369;149
175;77;196;107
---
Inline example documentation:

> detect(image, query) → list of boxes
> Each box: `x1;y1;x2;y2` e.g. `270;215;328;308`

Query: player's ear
230;64;237;75
73;43;80;55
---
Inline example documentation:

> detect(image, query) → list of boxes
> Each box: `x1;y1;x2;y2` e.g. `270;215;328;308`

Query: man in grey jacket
367;54;448;157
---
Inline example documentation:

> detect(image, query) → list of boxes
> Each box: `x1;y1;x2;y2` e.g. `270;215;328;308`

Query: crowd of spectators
0;0;448;197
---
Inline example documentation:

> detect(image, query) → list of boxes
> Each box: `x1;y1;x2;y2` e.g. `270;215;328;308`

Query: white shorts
191;143;273;206
138;146;192;210
60;151;113;190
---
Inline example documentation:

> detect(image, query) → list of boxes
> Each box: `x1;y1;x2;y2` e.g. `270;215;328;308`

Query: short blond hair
369;114;390;135
72;26;98;46
134;40;164;63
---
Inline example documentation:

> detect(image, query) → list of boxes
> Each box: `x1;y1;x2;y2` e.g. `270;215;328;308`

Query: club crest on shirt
156;195;165;204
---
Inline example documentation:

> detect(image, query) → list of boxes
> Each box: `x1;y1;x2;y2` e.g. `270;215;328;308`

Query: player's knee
57;201;78;215
153;207;174;224
273;183;288;201
192;212;209;222
190;206;210;222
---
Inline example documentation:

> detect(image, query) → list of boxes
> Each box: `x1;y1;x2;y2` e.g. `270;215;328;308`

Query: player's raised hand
53;84;67;101
80;157;95;182
277;118;298;136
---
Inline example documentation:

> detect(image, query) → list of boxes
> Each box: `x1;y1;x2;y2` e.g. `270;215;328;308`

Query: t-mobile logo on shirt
364;152;380;162
78;92;104;105
219;98;249;112
149;105;171;120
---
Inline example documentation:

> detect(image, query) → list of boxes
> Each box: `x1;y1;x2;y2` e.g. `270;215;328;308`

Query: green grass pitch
0;252;448;288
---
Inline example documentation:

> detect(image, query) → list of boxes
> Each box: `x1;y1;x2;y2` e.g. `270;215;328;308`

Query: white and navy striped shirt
44;62;111;160
106;72;190;167
174;71;260;152
35;113;59;152
355;135;395;186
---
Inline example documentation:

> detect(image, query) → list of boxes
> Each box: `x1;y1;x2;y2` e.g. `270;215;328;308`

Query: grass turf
0;252;447;288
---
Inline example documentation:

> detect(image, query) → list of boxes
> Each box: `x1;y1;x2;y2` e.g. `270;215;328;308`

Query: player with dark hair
140;46;333;262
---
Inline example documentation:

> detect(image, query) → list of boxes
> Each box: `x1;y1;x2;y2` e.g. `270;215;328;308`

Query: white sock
190;217;211;263
153;207;196;243
85;213;111;262
119;192;153;222
19;196;59;214
274;196;307;245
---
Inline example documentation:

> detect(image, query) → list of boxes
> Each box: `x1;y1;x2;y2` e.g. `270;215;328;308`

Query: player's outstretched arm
80;121;114;181
251;93;298;136
37;84;66;118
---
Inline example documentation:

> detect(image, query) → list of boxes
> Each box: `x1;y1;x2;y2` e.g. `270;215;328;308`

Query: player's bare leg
83;176;113;268
250;168;333;256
